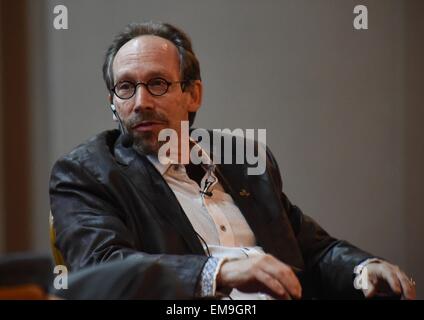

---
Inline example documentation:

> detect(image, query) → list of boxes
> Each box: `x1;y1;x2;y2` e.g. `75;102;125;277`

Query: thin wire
194;231;211;257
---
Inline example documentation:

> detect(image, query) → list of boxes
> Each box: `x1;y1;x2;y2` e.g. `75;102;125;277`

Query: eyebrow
114;69;176;83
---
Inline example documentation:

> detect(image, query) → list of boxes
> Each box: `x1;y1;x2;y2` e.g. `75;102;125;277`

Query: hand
362;261;416;300
216;254;302;300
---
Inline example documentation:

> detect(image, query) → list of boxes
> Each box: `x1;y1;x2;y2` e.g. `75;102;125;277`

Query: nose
133;83;154;113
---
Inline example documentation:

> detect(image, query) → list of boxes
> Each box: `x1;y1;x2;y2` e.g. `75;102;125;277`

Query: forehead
112;35;180;80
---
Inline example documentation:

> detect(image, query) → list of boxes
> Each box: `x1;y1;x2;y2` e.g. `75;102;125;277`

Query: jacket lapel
114;135;205;255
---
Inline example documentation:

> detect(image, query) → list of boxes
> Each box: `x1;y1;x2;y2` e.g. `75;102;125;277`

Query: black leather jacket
49;129;373;299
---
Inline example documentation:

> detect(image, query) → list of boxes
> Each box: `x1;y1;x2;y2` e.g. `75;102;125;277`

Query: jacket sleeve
266;147;374;299
49;255;201;300
49;156;208;298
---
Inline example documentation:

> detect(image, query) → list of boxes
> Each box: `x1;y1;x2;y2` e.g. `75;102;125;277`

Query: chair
49;212;66;266
0;253;53;300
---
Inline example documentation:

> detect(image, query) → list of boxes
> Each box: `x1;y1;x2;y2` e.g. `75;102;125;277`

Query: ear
185;80;202;113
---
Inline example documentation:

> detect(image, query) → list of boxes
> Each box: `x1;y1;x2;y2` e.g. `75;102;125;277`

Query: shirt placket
201;167;236;247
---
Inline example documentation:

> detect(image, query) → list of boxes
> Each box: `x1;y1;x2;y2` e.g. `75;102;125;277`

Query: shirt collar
146;137;215;177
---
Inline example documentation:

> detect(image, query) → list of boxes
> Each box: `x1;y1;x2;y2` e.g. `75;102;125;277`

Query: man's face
111;35;201;154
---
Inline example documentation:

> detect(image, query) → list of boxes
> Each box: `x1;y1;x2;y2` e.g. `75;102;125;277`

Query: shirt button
220;225;226;232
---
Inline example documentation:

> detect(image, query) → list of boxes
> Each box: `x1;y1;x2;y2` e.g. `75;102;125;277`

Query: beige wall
27;0;423;297
404;1;424;299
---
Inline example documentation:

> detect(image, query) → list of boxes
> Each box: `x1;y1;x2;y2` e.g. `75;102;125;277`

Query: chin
132;135;160;155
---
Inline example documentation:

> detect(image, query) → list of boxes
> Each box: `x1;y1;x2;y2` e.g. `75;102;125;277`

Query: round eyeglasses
111;77;188;99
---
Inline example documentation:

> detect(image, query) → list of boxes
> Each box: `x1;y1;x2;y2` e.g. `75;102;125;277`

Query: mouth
132;120;167;132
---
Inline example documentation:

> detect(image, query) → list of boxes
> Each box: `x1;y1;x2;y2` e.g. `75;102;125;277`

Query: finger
262;260;302;299
361;268;380;298
256;269;291;300
380;269;402;296
397;272;416;300
362;279;378;299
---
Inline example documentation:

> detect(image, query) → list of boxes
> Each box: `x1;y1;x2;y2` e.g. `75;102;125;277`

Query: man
49;21;416;299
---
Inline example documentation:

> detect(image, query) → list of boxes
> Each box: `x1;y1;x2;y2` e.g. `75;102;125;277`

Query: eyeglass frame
110;77;190;99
